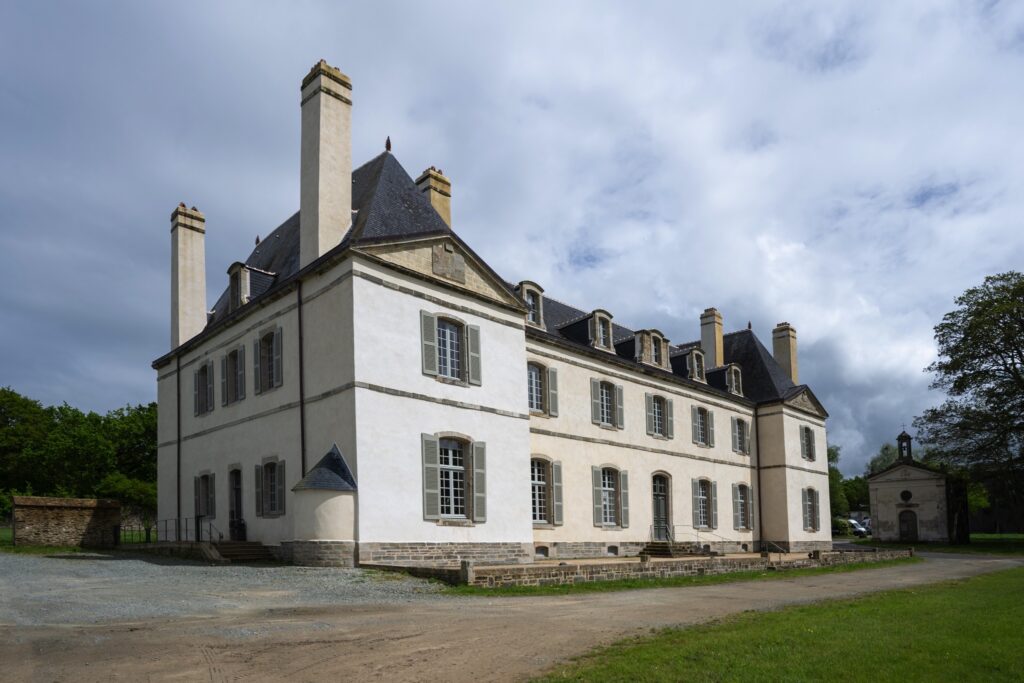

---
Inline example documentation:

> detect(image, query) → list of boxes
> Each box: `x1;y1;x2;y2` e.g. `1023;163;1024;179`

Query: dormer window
689;349;706;382
525;291;539;324
227;263;251;313
516;281;545;328
637;330;669;368
589;310;614;351
599;319;611;347
727;366;743;395
652;338;663;365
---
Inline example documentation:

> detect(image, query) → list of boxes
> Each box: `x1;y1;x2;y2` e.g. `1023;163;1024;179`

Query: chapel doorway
229;469;244;541
899;510;918;543
652;474;670;541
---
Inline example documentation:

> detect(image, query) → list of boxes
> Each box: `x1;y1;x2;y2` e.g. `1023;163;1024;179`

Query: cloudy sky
2;2;1022;476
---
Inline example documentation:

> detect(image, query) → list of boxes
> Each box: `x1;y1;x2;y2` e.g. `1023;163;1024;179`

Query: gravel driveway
0;550;444;626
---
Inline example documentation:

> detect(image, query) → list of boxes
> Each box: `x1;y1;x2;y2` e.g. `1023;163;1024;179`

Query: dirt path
3;553;1021;682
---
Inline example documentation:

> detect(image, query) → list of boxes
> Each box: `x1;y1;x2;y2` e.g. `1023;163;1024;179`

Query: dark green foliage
827;445;849;518
842;476;869;512
865;443;899;476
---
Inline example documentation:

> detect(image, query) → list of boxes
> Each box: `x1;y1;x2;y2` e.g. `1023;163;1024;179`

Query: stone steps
213;541;276;563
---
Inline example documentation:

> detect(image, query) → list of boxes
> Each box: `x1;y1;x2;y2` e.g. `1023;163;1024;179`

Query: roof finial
255;235;261;245
385;136;392;152
748;321;752;330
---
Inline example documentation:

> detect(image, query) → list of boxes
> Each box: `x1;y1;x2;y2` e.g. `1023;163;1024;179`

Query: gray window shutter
237;345;246;400
711;481;718;529
732;483;740;530
808;431;816;461
666;399;674;439
204;362;214;413
619;470;629;528
552;461;563;525
276;460;286;515
691;405;699;444
615;384;624;429
194;476;200;517
800;427;808;459
588;315;597;344
547;367;559;417
208;473;216;520
272;328;283;388
691;478;700;527
645;393;654;435
744;421;752;455
749;487;756;530
467;324;482;386
221;356;228;406
420;311;438;376
802;488;809;530
592;466;602;527
193;370;200;416
422;434;440;520
590;379;601;425
253;338;262;394
472;441;486;522
708;411;715;447
813;489;820;531
255;465;263;517
731;417;739;452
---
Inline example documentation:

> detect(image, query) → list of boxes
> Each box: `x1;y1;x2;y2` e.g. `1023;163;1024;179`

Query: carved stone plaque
432;243;466;283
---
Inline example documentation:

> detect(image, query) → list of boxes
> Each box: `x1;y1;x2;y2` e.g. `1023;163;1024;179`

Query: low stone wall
464;549;912;588
357;542;532;566
291;540;357;567
12;496;121;548
536;541;647;560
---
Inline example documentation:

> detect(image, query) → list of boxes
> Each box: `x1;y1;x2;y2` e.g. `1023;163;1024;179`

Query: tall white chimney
170;203;206;348
700;307;724;368
300;59;353;269
773;322;799;383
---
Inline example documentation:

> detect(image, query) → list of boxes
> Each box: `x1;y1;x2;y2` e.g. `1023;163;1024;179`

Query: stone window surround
517;281;545;328
260;455;285;518
431;430;479;526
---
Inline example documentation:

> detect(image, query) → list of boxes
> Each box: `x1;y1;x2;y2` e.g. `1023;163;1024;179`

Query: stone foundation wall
358;542;532;566
534;541;647;559
465;549;911;588
291;540;357;567
12;496;121;548
764;540;834;553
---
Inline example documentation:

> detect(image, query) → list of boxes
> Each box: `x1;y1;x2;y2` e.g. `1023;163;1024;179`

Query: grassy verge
447;556;920;596
539;566;1024;682
856;532;1024;556
0;526;11;546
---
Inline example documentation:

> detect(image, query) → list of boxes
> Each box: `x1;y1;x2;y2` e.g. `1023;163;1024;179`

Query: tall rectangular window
599;319;611;347
527;364;544;411
696;479;710;527
652;397;665;436
439;439;466;517
652;338;662;365
437;320;462;380
737;484;749;529
266;463;278;513
696;407;708;445
601;468;618;525
525;291;538;324
531;459;548;523
599;382;614;425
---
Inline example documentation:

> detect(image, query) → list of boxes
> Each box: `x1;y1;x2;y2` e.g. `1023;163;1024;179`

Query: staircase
213;541;277;564
640;541;710;558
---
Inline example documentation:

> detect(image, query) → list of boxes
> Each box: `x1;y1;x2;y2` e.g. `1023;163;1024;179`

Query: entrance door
899;510;918;543
229;469;243;540
652;475;670;541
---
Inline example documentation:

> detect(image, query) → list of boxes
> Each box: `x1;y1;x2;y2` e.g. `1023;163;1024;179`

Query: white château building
154;61;831;566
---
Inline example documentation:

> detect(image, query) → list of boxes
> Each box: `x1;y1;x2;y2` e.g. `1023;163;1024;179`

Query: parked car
847;519;869;537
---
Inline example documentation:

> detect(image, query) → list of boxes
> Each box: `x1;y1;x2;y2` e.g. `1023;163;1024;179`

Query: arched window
652;337;663;365
727;366;743;395
689;349;706;381
525;290;539;324
527;363;545;412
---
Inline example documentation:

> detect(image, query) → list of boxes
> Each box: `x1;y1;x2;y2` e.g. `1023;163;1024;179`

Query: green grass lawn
539;566;1024;682
0;526;11;546
856;533;1024;556
448;557;920;596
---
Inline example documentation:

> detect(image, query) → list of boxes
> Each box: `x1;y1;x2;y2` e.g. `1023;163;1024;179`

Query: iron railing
151;517;226;543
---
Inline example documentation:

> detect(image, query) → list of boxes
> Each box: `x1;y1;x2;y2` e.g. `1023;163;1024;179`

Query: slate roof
292;444;357;491
189;151;819;411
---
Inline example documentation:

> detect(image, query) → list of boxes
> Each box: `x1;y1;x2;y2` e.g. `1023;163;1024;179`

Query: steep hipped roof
292;444;357;492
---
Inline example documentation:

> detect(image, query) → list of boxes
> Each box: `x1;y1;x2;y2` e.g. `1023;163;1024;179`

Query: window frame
803;487;820;531
254;326;283;394
689;349;706;382
195;361;214;416
436;318;464;381
517;282;544;328
695;407;710;446
438;438;468;518
600;467;619;526
530;458;549;524
695;479;711;528
599;381;615;427
527;362;545;413
652;395;665;436
727;365;743;395
801;425;817;461
736;483;751;530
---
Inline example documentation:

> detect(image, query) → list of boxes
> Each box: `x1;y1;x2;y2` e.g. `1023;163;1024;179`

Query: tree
842;476;870;513
865;443;899;477
827;445;849;518
104;403;157;482
914;271;1024;530
0;387;52;493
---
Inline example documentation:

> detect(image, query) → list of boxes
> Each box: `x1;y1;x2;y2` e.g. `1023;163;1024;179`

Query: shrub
832;518;851;536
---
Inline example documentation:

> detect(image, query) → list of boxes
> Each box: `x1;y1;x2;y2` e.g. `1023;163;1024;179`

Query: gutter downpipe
297;281;307;476
176;354;182;541
755;405;765;553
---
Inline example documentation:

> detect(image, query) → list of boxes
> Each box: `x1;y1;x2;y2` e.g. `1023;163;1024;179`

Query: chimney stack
300;60;353;269
170;204;207;348
772;322;798;383
416;167;452;226
700;307;723;368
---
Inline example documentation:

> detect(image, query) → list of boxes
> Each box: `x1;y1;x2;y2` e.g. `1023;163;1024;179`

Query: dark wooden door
229;469;243;540
899;510;918;542
652;475;670;541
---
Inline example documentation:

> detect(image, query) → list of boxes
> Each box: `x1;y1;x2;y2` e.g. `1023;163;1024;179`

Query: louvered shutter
590;379;601;424
253;338;262;394
731;417;739;453
692;481;700;528
208;473;216;520
552;461;563;525
592;466;602;526
471;442;487;522
802;488;809;530
619;470;629;528
691;405;700;443
272;328;283;388
645;394;654;435
193;370;200;416
708;411;715;447
808;430;816;461
194;476;200;517
749;487;756;530
800;427;808;459
276;460;286;514
744;420;752;455
547;367;559;417
615;385;624;429
255;465;263;517
422;434;440;520
205;362;214;413
711;481;718;529
468;325;482;386
813;489;820;531
221;356;228;406
666;399;674;439
420;312;438;376
732;483;740;530
237;346;246;400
